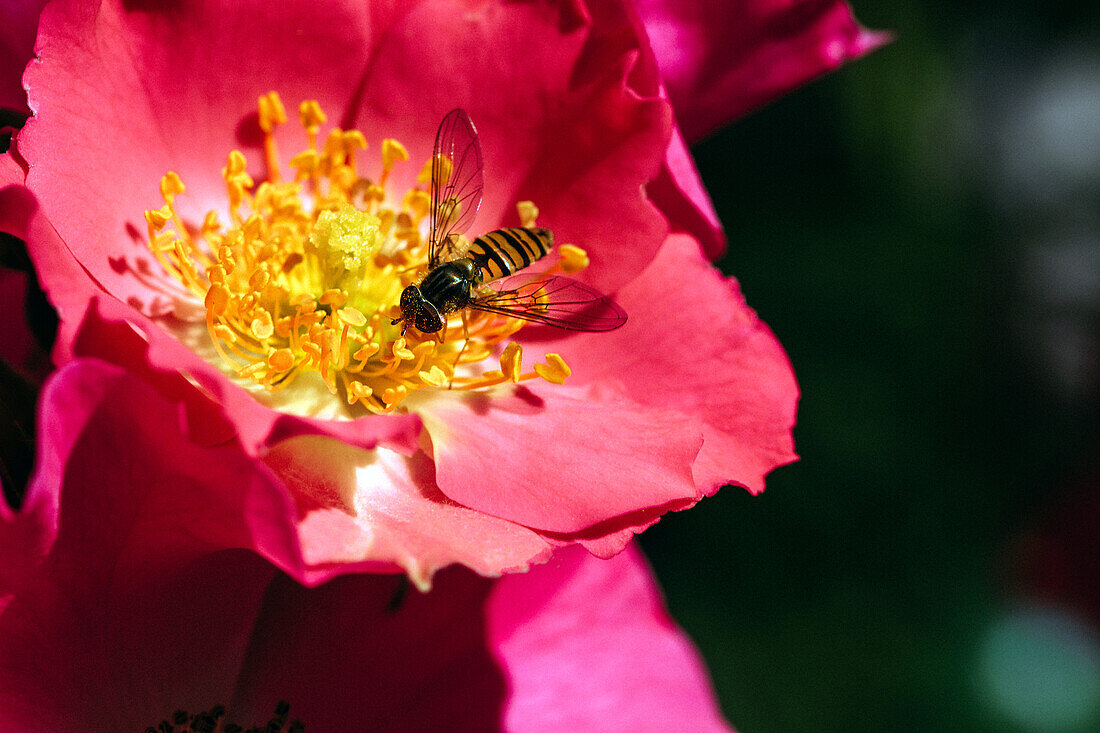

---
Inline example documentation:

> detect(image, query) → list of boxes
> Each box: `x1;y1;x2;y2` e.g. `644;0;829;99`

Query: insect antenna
390;314;409;335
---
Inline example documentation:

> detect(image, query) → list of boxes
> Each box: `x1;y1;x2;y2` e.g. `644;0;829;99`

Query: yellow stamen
257;92;287;182
500;342;523;383
143;94;587;413
380;139;408;188
559;244;590;273
534;353;572;384
517;200;539;228
299;100;327;143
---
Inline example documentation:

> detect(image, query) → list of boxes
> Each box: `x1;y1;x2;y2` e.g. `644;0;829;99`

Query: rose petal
0;359;301;726
33;359;306;573
226;567;509;730
0;150;25;190
263;436;553;588
417;384;704;533
538;503;683;559
492;544;733;732
638;0;889;141
648;121;727;258
531;233;799;494
57;301;557;580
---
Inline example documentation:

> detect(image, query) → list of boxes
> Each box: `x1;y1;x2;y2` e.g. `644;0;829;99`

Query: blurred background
640;2;1100;731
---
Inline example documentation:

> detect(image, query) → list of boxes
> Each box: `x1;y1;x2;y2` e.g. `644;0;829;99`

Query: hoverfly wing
470;275;627;332
429;109;484;266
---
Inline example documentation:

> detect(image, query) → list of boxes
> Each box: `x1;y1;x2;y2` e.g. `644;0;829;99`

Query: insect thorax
419;259;478;314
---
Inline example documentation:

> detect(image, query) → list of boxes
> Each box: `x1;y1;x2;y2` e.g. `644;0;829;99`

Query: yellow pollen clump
310;205;382;280
144;92;580;413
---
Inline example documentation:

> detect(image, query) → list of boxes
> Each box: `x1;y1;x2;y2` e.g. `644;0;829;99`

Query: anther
500;342;523;383
160;172;185;198
517;200;539;228
534;353;572;384
559;244;590;273
257;92;287;132
381;139;408;171
299;100;327;131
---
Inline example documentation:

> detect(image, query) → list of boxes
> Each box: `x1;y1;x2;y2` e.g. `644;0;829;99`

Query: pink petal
648;121;727;258
229;573;507;731
418;384;704;533
33;358;306;574
0;0;46;114
542;508;673;560
532;234;799;495
638;0;889;141
263;436;553;588
491;544;733;732
0;358;300;726
238;551;730;729
352;0;672;293
0;150;25;189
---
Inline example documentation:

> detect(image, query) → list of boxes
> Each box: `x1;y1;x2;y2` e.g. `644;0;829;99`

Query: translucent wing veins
470;275;627;332
429;109;484;266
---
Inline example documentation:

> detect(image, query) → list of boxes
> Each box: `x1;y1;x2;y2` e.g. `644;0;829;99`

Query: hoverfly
392;109;627;336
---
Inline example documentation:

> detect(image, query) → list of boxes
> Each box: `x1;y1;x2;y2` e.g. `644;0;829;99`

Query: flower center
144;92;582;414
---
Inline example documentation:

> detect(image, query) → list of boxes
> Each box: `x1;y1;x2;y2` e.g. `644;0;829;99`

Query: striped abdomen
468;227;553;283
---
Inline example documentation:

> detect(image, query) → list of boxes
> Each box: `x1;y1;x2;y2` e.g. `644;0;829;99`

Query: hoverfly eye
399;285;444;333
399;285;421;314
414;308;444;333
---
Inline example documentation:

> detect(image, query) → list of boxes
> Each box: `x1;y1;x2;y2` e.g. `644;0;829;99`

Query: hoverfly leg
448;310;471;389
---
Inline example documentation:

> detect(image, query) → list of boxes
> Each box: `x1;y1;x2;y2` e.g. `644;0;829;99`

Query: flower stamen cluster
143;699;303;733
144;93;578;413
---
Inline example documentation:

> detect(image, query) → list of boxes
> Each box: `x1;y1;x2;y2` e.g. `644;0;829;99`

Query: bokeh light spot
977;605;1100;732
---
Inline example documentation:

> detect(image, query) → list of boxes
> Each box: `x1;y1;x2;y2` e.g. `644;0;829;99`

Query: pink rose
0;0;883;727
0;0;822;586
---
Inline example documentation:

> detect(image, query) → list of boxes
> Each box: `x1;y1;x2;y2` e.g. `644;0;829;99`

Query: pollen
144;93;583;414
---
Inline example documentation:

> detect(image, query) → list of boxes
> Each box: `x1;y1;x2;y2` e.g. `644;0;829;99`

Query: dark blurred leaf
0;232;59;353
0;357;37;510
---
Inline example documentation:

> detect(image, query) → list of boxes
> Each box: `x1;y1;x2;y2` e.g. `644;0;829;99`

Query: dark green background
641;2;1100;731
